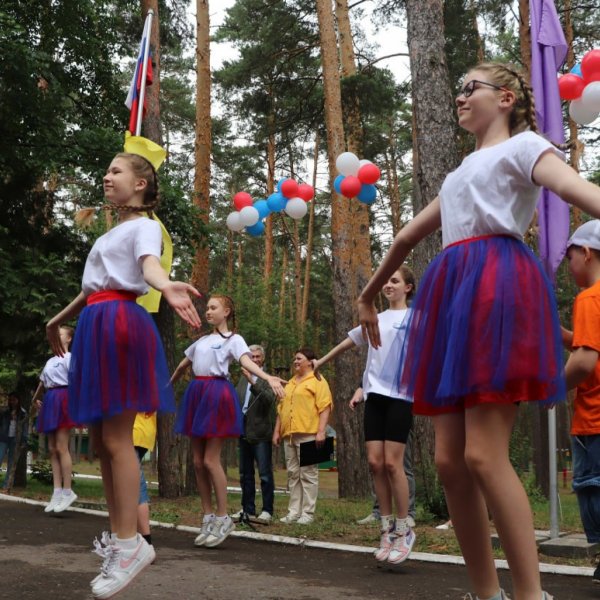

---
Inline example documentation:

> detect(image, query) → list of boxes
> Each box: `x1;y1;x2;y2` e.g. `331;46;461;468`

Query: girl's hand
358;297;381;349
162;281;202;328
46;321;64;357
349;388;364;410
35;400;42;410
267;375;286;399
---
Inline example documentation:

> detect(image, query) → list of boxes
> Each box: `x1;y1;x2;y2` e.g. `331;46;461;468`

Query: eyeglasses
459;80;508;98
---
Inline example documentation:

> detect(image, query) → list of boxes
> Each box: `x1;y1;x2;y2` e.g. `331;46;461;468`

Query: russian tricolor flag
125;12;154;135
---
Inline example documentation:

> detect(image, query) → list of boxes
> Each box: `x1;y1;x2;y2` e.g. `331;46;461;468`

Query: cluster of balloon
558;49;600;125
333;152;381;205
225;179;315;237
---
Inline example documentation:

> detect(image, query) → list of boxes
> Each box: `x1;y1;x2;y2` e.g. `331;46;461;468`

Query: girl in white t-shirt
172;295;284;549
359;62;600;600
46;152;201;599
33;325;78;514
314;265;416;566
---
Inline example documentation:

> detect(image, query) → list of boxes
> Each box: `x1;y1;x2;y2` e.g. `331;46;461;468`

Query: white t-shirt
440;131;564;247
40;353;71;388
81;217;162;296
348;309;412;401
185;333;251;378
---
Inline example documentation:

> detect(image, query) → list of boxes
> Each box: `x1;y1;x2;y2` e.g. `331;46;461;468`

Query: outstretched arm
313;337;356;372
170;357;192;384
358;198;441;348
141;256;202;328
46;292;87;357
239;354;286;398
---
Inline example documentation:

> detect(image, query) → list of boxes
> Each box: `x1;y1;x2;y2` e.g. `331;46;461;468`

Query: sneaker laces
91;533;116;577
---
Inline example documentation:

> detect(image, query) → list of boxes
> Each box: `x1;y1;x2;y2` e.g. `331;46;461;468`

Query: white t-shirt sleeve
513;131;564;184
134;219;162;263
347;325;366;347
230;335;251;362
184;339;200;362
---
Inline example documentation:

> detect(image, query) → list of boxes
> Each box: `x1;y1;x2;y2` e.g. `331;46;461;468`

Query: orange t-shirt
571;280;600;435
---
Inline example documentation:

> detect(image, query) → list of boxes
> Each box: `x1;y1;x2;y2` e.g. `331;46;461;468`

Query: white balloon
336;151;360;176
284;197;308;220
239;206;260;227
569;99;600;125
359;159;372;167
581;82;600;112
226;211;245;232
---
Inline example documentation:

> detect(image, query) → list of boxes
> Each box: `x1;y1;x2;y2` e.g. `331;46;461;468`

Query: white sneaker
387;528;416;564
296;514;314;525
54;491;78;513
356;513;378;525
90;532;115;586
194;515;215;547
374;530;394;562
407;516;416;528
44;493;62;513
436;520;452;530
279;513;299;524
230;509;244;521
91;535;155;599
204;516;235;548
255;511;272;524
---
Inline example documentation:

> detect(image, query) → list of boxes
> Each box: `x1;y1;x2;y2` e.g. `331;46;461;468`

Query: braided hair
473;63;567;150
75;152;160;226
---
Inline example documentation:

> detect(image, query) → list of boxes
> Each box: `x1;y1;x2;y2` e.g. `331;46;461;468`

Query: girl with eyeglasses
172;295;285;549
358;62;600;600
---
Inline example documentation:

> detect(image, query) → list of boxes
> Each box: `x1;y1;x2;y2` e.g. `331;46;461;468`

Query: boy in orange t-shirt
563;220;600;582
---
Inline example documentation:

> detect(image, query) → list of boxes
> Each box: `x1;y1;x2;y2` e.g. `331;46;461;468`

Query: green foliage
30;460;54;485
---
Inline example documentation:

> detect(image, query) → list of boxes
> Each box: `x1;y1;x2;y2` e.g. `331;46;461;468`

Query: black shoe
593;563;600;584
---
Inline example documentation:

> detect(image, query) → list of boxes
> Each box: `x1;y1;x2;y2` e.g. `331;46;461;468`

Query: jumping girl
33;325;77;513
358;62;600;600
172;295;285;548
314;266;416;564
47;151;201;599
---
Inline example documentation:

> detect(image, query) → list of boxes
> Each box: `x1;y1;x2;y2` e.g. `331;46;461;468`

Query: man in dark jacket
232;345;277;523
0;392;29;490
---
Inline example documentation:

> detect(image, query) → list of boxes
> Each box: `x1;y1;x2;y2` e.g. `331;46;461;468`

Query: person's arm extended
239;353;286;398
141;255;202;328
46;292;87;357
313;337;356;371
358;198;441;348
315;406;331;446
170;357;192;384
565;346;599;390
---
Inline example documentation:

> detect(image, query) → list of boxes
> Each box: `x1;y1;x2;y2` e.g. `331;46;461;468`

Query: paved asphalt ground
1;500;599;600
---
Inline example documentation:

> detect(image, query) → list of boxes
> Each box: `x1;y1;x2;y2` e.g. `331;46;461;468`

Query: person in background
0;392;29;491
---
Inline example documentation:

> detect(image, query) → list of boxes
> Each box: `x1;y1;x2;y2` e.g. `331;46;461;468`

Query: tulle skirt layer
174;377;242;438
396;235;565;415
69;293;175;424
37;388;76;433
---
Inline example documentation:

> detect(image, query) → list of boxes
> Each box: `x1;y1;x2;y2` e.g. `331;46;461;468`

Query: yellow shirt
277;372;333;438
133;412;157;451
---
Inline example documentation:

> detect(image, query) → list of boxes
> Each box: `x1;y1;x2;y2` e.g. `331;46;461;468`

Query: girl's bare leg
367;441;393;516
191;437;214;514
383;441;409;518
203;438;227;515
54;428;73;490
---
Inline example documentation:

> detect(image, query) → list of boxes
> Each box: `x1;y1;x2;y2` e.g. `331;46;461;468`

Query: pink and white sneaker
387;527;416;565
91;534;155;599
374;530;395;562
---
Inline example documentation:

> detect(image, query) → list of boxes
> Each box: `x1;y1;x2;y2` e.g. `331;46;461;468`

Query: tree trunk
191;0;211;294
264;111;276;286
316;0;370;499
405;0;460;508
519;0;532;76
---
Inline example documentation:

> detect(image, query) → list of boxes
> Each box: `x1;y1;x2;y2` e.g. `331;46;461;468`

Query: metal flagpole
548;407;559;538
135;9;154;137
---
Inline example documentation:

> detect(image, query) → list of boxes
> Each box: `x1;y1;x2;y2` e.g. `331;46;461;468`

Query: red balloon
358;163;381;185
233;191;253;210
280;179;299;199
558;74;586;100
340;175;362;198
582;49;600;83
297;183;314;202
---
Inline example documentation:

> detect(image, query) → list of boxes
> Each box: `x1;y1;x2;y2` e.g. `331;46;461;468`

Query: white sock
115;534;139;549
395;517;409;535
62;488;72;496
202;513;215;523
380;514;393;532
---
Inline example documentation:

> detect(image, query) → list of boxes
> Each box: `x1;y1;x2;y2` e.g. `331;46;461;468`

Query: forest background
1;0;599;511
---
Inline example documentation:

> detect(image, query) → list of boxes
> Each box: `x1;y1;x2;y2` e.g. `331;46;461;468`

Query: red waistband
194;376;227;380
445;233;516;249
87;290;137;305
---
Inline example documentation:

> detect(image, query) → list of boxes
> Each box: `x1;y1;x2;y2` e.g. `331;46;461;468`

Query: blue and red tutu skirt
393;235;566;415
174;376;242;438
37;387;76;433
69;290;175;423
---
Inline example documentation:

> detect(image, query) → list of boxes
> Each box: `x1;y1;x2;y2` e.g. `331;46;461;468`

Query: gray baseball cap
567;220;600;252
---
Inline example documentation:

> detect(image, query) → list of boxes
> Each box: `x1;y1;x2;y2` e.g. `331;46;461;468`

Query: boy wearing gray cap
563;219;600;584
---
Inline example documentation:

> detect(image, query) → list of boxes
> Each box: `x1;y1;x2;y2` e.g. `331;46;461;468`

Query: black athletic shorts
364;392;413;444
